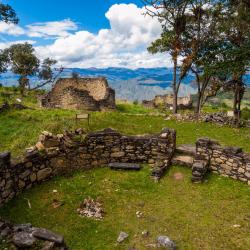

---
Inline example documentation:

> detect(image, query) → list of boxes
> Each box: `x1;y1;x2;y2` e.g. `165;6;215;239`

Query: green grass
0;109;250;156
0;166;249;250
0;88;250;249
0;86;45;109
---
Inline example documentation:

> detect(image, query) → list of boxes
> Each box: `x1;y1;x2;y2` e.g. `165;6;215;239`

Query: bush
133;100;139;105
241;107;250;121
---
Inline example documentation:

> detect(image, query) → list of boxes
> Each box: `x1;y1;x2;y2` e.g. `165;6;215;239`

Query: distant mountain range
1;67;249;101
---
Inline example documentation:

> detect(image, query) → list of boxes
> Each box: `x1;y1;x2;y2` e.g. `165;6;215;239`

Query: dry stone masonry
142;94;193;110
192;138;250;184
0;128;176;207
41;77;116;111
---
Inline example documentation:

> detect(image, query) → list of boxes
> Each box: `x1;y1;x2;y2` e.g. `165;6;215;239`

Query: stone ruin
40;77;116;111
142;94;193;110
0;128;250;248
0;128;176;207
165;111;247;127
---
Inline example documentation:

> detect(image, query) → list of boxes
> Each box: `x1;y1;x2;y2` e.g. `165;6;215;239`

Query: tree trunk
19;76;29;96
233;83;242;127
195;90;202;115
172;57;178;114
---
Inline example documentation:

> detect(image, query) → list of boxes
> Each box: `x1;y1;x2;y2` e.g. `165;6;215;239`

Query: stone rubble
77;198;104;220
165;112;246;127
0;219;68;249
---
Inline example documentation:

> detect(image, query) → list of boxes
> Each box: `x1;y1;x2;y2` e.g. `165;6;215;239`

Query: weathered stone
32;228;64;244
41;77;116;111
20;170;31;179
117;231;129;243
0;226;12;237
18;180;26;189
13;223;32;232
0;179;5;188
110;152;125;158
12;232;36;248
176;144;196;156
41;241;55;250
30;173;37;182
172;155;193;167
37;168;52;181
157;236;176;250
109;163;142;171
36;141;45;151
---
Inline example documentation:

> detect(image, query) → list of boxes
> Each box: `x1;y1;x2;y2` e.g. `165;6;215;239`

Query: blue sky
3;0;144;33
0;0;170;68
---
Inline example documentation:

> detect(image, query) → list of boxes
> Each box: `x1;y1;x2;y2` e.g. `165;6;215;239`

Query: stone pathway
171;144;196;168
171;144;209;183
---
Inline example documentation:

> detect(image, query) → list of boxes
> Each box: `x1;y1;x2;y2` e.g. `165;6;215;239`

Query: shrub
241;107;250;121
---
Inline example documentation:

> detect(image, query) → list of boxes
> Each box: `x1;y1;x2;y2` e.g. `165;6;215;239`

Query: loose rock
157;236;176;250
117;231;129;243
32;228;64;244
12;232;36;248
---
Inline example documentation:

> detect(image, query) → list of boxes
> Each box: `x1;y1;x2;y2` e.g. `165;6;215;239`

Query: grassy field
0;166;250;250
0;108;250;156
0;87;250;249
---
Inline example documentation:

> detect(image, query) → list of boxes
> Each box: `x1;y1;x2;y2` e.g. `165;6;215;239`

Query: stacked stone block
194;138;250;184
0;128;176;206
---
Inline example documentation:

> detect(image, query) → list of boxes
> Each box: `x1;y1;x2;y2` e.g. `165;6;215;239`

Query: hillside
2;68;249;102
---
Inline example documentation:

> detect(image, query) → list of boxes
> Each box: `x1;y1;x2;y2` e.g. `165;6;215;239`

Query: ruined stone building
41;77;116;111
142;94;193;109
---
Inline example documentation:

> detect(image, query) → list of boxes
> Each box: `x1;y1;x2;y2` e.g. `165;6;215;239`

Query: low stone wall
0;128;176;206
195;138;250;184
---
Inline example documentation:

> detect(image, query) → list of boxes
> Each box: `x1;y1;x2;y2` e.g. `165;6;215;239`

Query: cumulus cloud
1;4;171;68
35;4;169;68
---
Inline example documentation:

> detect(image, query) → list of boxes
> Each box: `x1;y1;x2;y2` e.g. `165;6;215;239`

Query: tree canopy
2;43;61;95
0;3;18;24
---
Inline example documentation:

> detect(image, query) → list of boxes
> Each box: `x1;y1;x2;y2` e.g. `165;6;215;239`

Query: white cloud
26;19;78;38
0;22;25;36
35;4;169;68
0;19;77;39
0;40;36;50
0;4;171;68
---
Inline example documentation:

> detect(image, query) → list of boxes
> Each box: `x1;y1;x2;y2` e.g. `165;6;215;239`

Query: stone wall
142;94;193;109
41;77;116;111
195;138;250;184
0;128;176;206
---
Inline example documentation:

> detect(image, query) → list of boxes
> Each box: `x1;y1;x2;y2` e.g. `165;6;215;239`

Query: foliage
241;107;250;121
0;3;18;24
143;0;191;114
2;43;59;94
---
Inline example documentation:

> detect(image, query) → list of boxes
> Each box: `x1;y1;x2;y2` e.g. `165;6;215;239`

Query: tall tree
218;0;250;125
4;43;62;95
142;0;191;114
0;2;18;82
182;0;223;114
0;2;18;24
